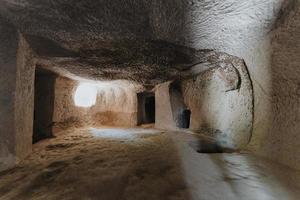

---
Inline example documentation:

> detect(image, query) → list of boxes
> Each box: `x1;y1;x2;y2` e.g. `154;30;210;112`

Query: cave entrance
137;92;155;125
33;68;57;143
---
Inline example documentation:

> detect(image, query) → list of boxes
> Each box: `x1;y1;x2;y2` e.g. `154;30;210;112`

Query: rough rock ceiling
0;0;284;49
30;36;241;86
0;0;266;84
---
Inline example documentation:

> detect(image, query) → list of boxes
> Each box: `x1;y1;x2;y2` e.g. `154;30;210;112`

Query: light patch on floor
89;128;160;139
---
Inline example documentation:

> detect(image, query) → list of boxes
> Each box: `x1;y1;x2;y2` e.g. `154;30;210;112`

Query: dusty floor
0;128;300;200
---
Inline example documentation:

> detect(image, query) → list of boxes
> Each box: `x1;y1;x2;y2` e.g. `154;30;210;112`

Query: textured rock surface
1;127;300;200
155;54;253;148
0;128;190;200
155;81;177;130
250;2;300;170
0;17;35;171
14;34;35;160
182;54;253;148
0;16;18;171
0;0;271;85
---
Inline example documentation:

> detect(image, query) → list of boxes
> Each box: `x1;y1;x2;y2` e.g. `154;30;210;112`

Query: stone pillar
155;81;177;130
0;17;35;171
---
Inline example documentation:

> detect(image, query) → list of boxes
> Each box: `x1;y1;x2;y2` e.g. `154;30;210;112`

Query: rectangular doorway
33;68;56;143
137;92;155;125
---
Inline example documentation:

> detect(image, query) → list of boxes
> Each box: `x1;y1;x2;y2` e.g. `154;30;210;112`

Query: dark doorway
169;80;191;129
137;92;155;125
33;68;56;143
145;96;155;123
178;109;191;129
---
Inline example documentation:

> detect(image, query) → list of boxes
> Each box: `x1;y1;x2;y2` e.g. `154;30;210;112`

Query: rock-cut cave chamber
0;1;300;200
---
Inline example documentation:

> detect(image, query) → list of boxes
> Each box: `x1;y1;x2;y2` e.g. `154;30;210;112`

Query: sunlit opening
74;83;97;107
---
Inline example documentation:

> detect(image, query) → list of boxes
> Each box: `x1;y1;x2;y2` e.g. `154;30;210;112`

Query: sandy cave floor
1;127;300;200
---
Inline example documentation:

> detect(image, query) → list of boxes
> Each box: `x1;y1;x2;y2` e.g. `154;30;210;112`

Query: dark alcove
137;92;155;125
178;109;191;129
169;81;191;129
33;68;57;143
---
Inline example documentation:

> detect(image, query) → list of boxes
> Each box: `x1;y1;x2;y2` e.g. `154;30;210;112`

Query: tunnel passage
33;68;57;143
169;81;191;129
137;92;155;125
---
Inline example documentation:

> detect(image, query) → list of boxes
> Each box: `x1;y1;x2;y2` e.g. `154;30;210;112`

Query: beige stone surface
0;17;35;171
1;127;300;200
155;81;177;130
249;2;300;170
15;34;35;161
155;53;253;149
182;56;253;148
0;16;18;172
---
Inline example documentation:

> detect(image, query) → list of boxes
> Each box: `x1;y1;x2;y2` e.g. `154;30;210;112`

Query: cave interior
0;1;300;200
